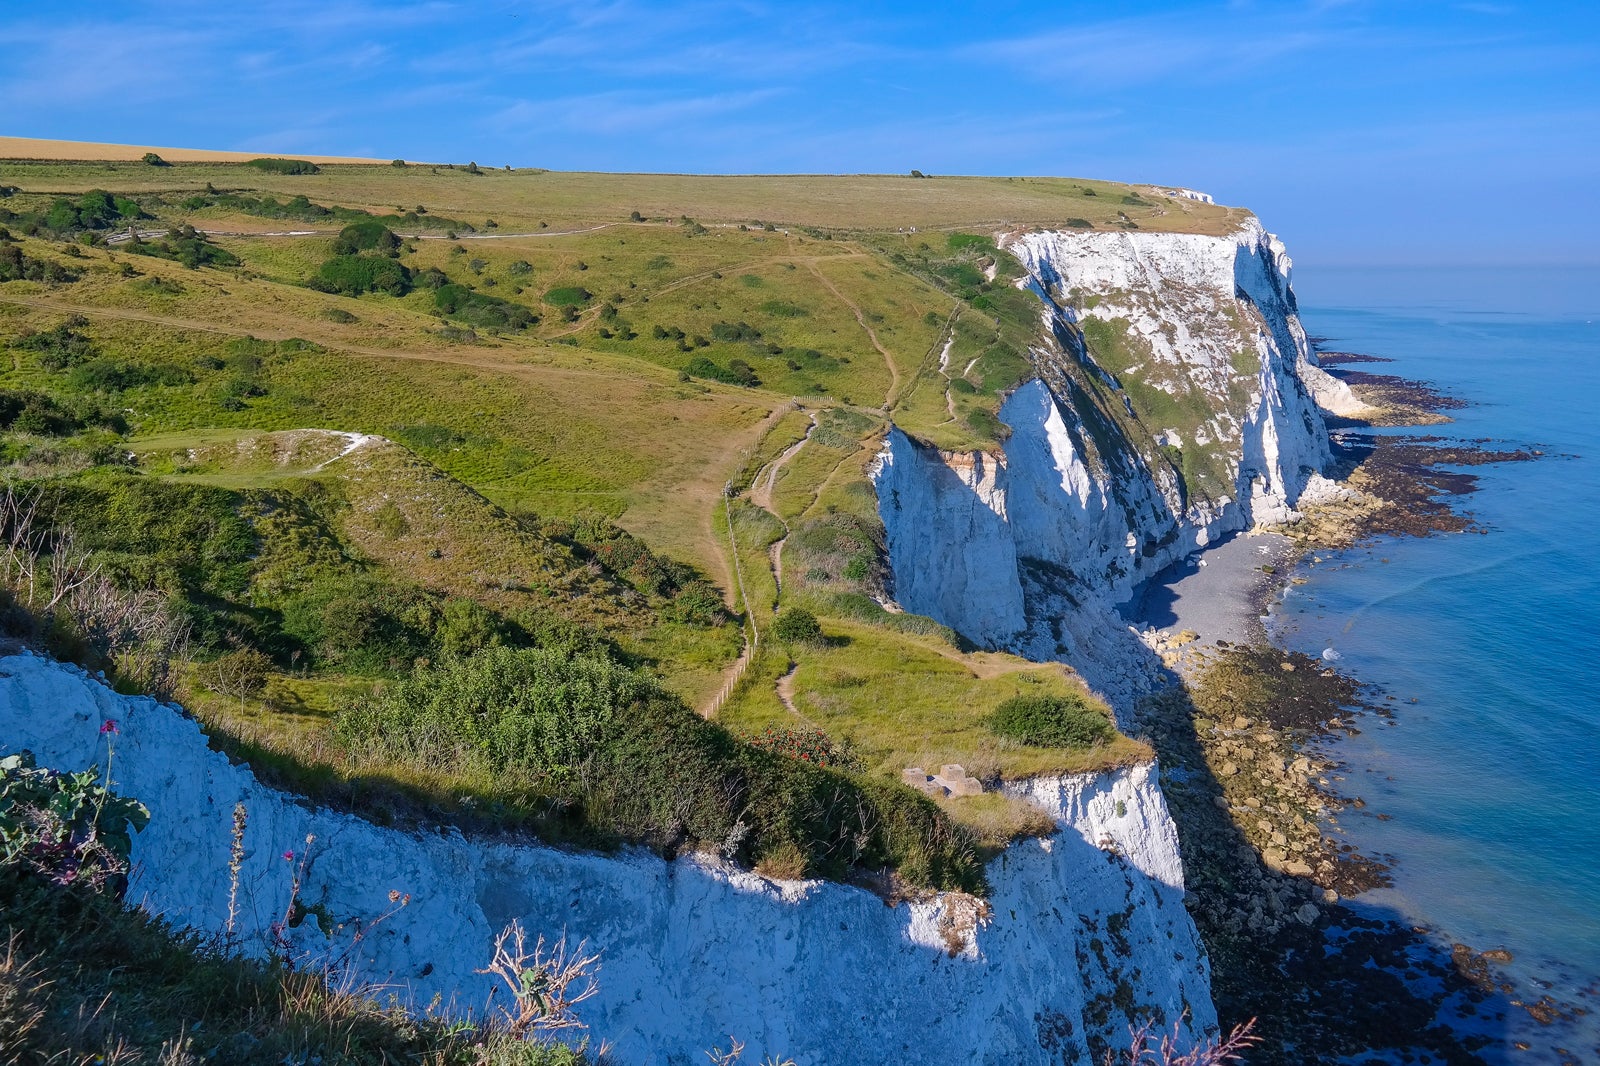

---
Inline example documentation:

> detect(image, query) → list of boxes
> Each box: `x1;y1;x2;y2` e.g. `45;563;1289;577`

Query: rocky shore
1117;359;1546;1063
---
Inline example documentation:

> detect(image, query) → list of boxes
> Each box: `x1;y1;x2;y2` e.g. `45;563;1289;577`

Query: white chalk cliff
1;651;1217;1064
873;219;1349;701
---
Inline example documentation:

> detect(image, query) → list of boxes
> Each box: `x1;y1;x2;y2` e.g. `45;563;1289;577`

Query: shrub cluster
684;356;759;387
543;286;592;307
11;321;96;369
743;726;862;771
334;646;981;889
986;693;1115;748
126;225;241;269
178;191;474;233
539;512;727;626
787;512;883;593
0;388;126;436
709;320;762;342
245;157;320;175
0;242;79;283
41;190;144;235
331;220;401;256
65;358;193;393
434;283;538;331
311;254;412;296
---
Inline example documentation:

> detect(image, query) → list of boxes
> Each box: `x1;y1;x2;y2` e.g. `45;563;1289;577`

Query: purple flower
282;850;295;862
99;720;119;735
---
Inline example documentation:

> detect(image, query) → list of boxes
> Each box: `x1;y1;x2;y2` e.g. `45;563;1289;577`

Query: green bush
772;607;823;645
709;320;762;342
311;254;412;297
245;157;320;175
35;190;139;235
0;244;78;283
0;389;124;436
12;323;96;370
543;286;592;307
331;220;401;256
66;358;192;393
434;283;537;331
333;643;982;890
986;693;1115;748
683;357;757;387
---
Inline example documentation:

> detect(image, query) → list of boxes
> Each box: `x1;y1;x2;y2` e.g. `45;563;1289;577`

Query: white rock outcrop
1;651;1216;1065
874;220;1345;700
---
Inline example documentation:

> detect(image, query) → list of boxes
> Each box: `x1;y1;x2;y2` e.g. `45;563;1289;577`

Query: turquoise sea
1272;266;1600;1062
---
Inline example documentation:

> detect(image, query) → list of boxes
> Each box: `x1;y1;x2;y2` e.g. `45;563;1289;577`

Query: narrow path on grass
698;407;817;719
753;413;817;600
775;662;823;729
701;497;760;719
805;260;902;405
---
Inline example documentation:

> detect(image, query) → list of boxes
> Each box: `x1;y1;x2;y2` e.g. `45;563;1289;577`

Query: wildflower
282;850;295;862
99;720;119;735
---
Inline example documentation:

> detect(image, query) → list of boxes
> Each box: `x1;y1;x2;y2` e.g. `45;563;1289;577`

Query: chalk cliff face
2;651;1217;1065
874;220;1347;696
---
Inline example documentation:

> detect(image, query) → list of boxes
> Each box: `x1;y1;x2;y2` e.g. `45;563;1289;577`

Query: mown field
0;146;1180;888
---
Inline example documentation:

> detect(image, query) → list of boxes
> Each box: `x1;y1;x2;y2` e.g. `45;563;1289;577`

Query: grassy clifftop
0;149;1171;889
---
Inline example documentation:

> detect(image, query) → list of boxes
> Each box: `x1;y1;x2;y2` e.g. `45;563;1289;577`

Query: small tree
141;152;168;167
390;158;407;168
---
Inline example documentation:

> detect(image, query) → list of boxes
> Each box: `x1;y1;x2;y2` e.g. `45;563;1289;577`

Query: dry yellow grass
0;136;387;165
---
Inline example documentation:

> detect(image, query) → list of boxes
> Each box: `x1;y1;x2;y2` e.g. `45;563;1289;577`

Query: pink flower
99;720;119;735
282;850;295;862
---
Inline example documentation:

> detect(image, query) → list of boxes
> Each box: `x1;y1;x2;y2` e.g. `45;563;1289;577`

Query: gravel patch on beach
1124;530;1295;650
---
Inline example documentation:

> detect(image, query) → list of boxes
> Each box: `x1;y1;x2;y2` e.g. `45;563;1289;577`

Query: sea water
1272;265;1600;1062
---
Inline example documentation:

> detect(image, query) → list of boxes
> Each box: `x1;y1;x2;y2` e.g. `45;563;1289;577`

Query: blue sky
3;1;1597;267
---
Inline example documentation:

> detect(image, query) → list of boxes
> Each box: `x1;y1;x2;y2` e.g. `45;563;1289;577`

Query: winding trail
749;411;817;599
697;409;819;719
774;662;822;728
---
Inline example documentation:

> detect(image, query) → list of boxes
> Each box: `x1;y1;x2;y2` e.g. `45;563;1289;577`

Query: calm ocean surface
1272;265;1600;1061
